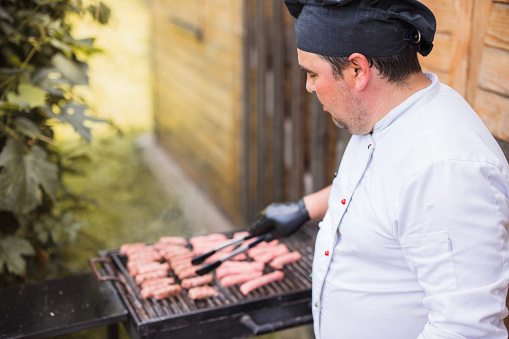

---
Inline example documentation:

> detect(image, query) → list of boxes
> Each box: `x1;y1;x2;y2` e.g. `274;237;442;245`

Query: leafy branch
0;0;111;287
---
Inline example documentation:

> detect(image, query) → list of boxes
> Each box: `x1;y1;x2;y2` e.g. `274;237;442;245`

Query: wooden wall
419;0;509;144
150;0;244;224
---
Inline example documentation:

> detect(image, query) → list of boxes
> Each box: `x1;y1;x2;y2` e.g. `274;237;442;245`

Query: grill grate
96;223;317;338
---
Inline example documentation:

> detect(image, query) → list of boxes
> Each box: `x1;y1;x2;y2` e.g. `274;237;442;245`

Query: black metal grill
91;223;317;339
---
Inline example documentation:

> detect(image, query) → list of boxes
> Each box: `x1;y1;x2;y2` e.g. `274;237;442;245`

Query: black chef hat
284;0;436;57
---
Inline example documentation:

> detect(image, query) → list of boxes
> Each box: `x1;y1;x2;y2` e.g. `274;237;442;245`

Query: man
249;0;509;338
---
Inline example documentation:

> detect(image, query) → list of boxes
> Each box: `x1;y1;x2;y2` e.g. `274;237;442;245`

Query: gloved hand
248;199;310;241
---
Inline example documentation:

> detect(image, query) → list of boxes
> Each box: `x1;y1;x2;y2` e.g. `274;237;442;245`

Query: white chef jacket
312;73;509;339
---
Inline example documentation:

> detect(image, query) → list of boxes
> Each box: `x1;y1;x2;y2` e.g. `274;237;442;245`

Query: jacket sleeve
396;160;509;339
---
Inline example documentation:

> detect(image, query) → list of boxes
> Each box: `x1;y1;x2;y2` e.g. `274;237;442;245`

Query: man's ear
348;53;370;91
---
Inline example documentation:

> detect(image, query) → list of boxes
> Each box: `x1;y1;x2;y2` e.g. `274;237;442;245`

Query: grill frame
93;223;317;339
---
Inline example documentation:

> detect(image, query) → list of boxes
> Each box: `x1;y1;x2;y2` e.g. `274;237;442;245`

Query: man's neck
367;72;432;129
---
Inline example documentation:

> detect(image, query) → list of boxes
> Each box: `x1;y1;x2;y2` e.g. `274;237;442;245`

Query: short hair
320;43;422;84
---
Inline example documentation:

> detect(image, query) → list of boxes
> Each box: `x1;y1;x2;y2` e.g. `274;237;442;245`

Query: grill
90;223;317;339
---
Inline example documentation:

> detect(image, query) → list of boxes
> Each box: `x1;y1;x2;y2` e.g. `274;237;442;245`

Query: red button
341;199;346;205
325;251;329;256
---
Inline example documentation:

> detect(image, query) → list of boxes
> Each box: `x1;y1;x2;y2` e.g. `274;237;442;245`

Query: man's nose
306;78;315;93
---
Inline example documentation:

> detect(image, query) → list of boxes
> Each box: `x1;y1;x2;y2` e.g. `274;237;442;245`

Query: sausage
269;251;302;269
189;234;228;250
249;244;290;264
135;269;168;285
165;251;195;264
152;284;182;300
239;270;284;295
158;236;188;246
173;262;195;275
140;277;175;289
220;271;263;287
247;242;285;257
215;261;265;279
134;262;170;276
181;274;214;289
127;258;159;274
157;245;191;257
120;243;147;255
176;265;199;279
187;286;217;300
128;249;162;262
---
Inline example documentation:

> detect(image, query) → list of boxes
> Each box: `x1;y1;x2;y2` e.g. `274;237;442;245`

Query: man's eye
309;74;316;78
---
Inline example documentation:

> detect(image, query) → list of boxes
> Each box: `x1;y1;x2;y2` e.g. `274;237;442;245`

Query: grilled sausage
158;236;188;246
239;270;284;295
152;284;182;300
269;251;302;269
187;286;217;300
215;261;265;280
135;269;168;285
220;271;264;287
140;277;175;289
181;274;214;289
134;262;170;276
249;244;290;264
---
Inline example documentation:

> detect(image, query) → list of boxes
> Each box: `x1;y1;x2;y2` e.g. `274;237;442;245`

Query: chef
248;0;509;338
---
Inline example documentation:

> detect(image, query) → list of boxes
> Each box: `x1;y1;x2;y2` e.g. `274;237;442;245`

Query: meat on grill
176;265;200;279
140;277;175;289
120;243;147;255
215;261;265;280
135;269;168;285
239;270;285;295
269;251;302;269
220;270;263;287
131;262;170;276
158;236;188;246
188;286;217;300
152;284;182;300
249;244;290;264
181;274;214;289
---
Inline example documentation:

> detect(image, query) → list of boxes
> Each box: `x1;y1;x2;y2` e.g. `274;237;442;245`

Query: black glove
248;199;310;241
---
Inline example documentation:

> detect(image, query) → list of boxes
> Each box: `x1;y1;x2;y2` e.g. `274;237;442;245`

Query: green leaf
0;138;59;213
61;103;107;142
32;67;67;96
51;53;88;86
13;117;43;140
87;2;111;25
0;236;35;276
6;83;47;109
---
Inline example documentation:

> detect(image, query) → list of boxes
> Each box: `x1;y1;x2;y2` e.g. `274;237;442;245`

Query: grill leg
107;323;119;339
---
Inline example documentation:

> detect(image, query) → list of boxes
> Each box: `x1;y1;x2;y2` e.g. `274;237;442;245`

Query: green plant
0;0;110;287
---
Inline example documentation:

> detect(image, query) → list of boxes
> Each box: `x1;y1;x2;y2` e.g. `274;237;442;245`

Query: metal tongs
192;232;270;276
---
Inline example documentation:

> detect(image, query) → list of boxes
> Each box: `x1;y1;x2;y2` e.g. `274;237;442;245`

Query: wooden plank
449;0;474;97
289;23;306;201
419;32;453;73
474;88;509;142
256;0;267;211
466;0;493;103
419;0;455;33
272;1;285;202
241;0;253;224
485;2;509;51
479;46;509;96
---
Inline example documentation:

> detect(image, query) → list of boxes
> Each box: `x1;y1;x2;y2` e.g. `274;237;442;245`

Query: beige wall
151;0;244;224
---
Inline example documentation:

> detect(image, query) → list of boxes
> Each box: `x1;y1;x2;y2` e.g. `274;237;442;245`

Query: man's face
297;49;369;135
